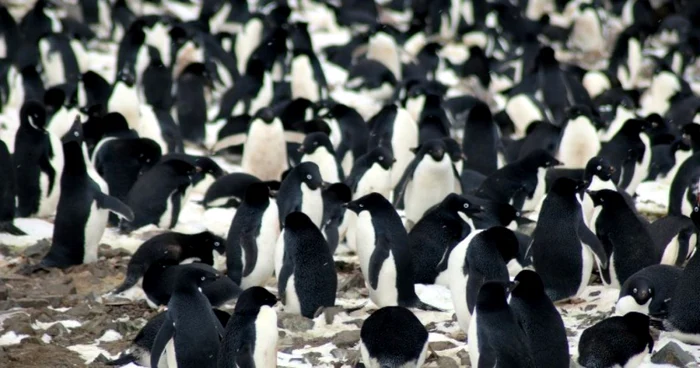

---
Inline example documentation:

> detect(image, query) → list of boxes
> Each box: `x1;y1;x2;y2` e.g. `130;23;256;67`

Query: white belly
253;306;278;368
558;116;600;168
390;108;418;188
522;168;547;212
467;309;480;367
577;243;594;297
625;134;651;195
83;205;109;264
274;230;286;278
158;190;177;229
660;234;680;266
368;252;399;308
615;295;650;316
300;186;324;228
302;150;339;183
355;164;392;199
283;274;302;315
242;120;287;181
448;232;478;332
404;157;454;224
166;337;177;368
241;204;280;289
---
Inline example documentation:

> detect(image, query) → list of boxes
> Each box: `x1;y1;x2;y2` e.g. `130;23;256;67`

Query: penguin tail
106;352;137;366
0;221;26;236
407;299;444;312
112;273;139;294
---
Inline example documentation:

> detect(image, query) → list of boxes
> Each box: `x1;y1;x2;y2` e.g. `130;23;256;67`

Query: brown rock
12;298;49;308
332;330;361;348
430;341;457;351
436;356;459;368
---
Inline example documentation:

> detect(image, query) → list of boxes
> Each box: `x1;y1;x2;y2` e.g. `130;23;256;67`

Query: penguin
597;118;652;195
203;173;280;209
0;139;24;235
143;261;241;308
298;132;344;183
448;226;520;333
346;193;440;310
360;306;429;368
41;118;135;268
322;103;369;174
175;62;212;145
394;139;458;229
80;70;111;109
345;146;395;200
14;100;64;218
470;281;535;368
530;178;608;302
276;161;326;229
107;68;140;131
113;231;226;294
588;189;659;289
668;151;700;217
44;87;84;140
119;158;197;233
475;149;562;212
320;183;352;254
557;105;602;169
647;139;692;185
648;215;696;266
218;286;278;368
226;183;279;289
38;33;81;88
509;270;570;368
409;193;482;285
215;58;273;119
108;308;231;367
664;205;700;344
504;120;562;162
367;104;418;188
568;2;605;53
141;45;173;110
616;264;683;319
150;265;227;368
345;59;397;102
277;212;337;318
595;89;638;142
290;48;328;103
461;102;499;176
577;312;654;368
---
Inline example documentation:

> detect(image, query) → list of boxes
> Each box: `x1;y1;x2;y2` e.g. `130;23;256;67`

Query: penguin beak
297;146;305;153
506;280;520;293
321;181;331;190
269;190;278;198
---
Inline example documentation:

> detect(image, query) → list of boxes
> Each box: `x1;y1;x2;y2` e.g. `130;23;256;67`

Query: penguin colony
2;0;700;367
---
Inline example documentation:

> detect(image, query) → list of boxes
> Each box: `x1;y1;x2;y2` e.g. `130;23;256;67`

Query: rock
0;280;8;300
584;304;597;311
332;330;361;348
303;352;323;365
322;306;346;324
429;341;457;351
436;356;459;368
46;323;69;338
456;349;471;367
651;342;696;366
278;313;314;332
23;239;51;258
4;314;34;336
588;290;601;297
12;298;49;308
93;354;111;364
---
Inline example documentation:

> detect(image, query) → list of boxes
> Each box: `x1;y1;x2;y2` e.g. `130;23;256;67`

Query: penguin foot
0;222;26;236
16;263;51;276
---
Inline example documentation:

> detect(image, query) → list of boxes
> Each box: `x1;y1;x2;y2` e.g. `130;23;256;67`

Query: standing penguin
234;108;288;182
226;183;280;289
298;132;344;183
345;146;395;200
530;178;608;302
598;118;652;195
461;102;499;176
175;62;212;145
277;212;337;318
41;119;134;268
470;281;535;368
394;139;457;229
588;189;659;289
276;162;326;229
367;104;418;187
218;287;278;368
150;266;226;368
0;139;23;235
616;264;682;319
14;100;64;218
346;193;439;310
577;312;654;368
409;193;481;285
107;68;140;130
509;270;570;368
448;226;520;333
557;105;602;169
360;307;429;368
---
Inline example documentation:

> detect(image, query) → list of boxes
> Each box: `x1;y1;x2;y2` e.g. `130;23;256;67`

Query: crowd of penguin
2;0;700;367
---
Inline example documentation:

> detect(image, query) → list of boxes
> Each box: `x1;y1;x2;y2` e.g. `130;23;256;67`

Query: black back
360;307;428;366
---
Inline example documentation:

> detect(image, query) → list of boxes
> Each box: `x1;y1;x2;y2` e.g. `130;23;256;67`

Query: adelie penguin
530;178;608;302
615;264;682;320
226;183;280;289
409;193;482;285
346;193;440;311
276;212;337;318
367;104;418;188
394;138;459;230
218;287;278;368
344;146;395;200
202;173;280;209
360;307;429;368
0;139;24;235
276;161;327;229
320;183;352;254
175;62;213;146
14;100;64;218
150;265;227;368
578;312;654;368
112;231;225;294
598;118;652;196
448;226;520;333
461;101;499;177
41;118;135;268
298;132;344;183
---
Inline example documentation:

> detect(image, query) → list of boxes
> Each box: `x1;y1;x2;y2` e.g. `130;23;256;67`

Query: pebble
651;342;696;366
436;356;459;368
278;313;315;332
332;330;361;348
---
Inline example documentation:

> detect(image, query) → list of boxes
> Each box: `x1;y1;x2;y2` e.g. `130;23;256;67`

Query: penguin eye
378;156;384;160
359;204;364;208
695;207;699;212
201;276;206;281
633;288;638;293
306;174;312;180
648;289;652;295
463;203;469;209
596;165;602;171
314;142;318;146
214;242;220;246
73;131;79;137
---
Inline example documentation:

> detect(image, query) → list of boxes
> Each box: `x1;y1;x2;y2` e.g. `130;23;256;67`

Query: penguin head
181;62;214;88
345;192;386;214
682;123;700;148
244;182;272;207
511;270;546;300
551;177;584;198
482;226;520;263
620;118;651;135
620;276;654;306
134;139;162;165
585;157;615;181
534;46;558;70
234;286;277;315
413;139;447;162
323;183;352;205
43;87;66;113
467;102;493;125
174;263;221;289
692;201;700;230
475;281;510;310
520;149;561;169
255;107;276;124
193;231;226;255
284;211;315;230
443;193;482;215
294;162;325;190
298;132;333;155
587;189;623;208
594;88;637;126
193;157;225;179
101;112;131;135
116;67;136;87
20;100;47;131
367;146;395;170
621;312;653;346
61;116;83;144
442;138;465;164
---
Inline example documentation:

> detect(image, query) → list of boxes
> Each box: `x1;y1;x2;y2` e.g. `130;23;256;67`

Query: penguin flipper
278;254;295;305
210;132;248;154
0;222;26;236
95;192;135;221
368;239;390;290
392;159;418;207
106;352;136;366
578;219;609;269
150;314;175;368
240;231;258;278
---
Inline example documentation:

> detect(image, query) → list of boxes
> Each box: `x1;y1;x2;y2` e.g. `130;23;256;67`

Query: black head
442;138;464;163
443;193;482;215
174;263;221;289
194;157;225;178
481;226;519;263
535;46;558;68
324;183;352;204
585;157;615;181
551;177;584;197
192;231;225;254
346;192;387;214
61;116;84;144
43;87;66;112
366;146;395;170
511;270;546;299
587;189;624;207
467;102;493;123
621;312;652;338
163;158;198;178
20;100;47;130
234;286;277;315
244;182;272;207
692;202;700;230
681;123;700;146
101;112;131;134
620;276;653;306
620;118;651;135
134;139;162;164
116;67;136;87
293;162;324;190
412;139;447;162
298;132;333;155
284;211;315;230
520;149;562;169
255;107;276;124
476;281;510;310
566;105;594;120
